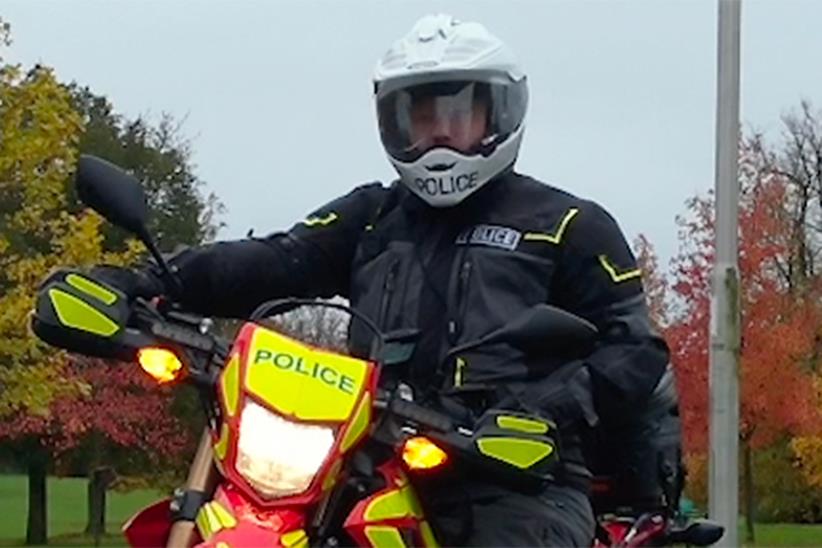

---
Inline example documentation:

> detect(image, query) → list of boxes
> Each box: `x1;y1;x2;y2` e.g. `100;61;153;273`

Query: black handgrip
389;399;454;432
150;321;215;353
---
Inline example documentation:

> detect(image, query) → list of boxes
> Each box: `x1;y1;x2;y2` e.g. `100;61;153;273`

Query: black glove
89;265;166;302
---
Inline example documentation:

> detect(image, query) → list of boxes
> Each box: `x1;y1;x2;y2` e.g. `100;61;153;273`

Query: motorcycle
32;155;724;547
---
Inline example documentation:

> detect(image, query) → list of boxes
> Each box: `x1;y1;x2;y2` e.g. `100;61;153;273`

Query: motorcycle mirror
76;155;150;240
667;520;724;546
451;304;598;358
484;304;598;350
74;155;182;296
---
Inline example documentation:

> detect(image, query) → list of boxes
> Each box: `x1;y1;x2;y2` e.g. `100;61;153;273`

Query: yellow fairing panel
195;500;237;540
220;354;241;417
364;486;424;521
282;529;309;548
214;423;230;461
340;393;371;452
364;526;406;547
245;327;369;422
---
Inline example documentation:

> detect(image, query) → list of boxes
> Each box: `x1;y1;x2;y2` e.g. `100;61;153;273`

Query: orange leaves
0;357;191;465
652;142;822;454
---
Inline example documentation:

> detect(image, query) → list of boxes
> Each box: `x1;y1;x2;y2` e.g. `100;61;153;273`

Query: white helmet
374;14;528;207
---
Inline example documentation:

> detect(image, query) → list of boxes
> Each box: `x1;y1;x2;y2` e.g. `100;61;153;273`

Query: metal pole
709;0;741;546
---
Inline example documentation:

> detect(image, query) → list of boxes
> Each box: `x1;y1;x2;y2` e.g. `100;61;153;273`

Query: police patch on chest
456;224;522;251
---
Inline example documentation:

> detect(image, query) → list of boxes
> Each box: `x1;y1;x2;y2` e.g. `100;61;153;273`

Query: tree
0;357;193;537
0;20;219;544
266;300;351;354
633;234;669;332
662;144;822;540
69;86;224;251
0;58;142;542
737;102;822;295
62;87;223;535
0;17;9;55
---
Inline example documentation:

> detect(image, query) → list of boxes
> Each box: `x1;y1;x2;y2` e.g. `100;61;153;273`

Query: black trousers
422;482;595;547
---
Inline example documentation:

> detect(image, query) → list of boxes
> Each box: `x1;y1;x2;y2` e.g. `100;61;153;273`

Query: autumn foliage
0;357;191;470
639;132;822;520
667;170;822;452
0;24;203;542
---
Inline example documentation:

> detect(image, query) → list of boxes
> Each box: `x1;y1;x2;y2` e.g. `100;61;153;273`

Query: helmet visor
377;78;527;163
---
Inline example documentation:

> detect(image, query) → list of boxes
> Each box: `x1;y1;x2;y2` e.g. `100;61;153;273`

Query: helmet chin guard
374;14;528;208
389;124;524;208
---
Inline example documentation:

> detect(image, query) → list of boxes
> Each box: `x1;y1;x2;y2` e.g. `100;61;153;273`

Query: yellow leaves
0;357;83;417
790;375;822;488
789;373;822;489
103;237;146;267
791;436;822;488
53;211;104;266
0;60;137;417
0;66;80;238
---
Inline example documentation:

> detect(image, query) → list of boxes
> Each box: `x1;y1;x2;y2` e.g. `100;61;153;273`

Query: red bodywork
122;460;430;547
209;323;380;510
122;321;672;547
595;515;668;547
123;322;430;547
123;498;174;548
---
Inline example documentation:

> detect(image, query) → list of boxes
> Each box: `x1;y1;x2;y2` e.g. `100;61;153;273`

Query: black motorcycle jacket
155;171;673;494
163;171;668;435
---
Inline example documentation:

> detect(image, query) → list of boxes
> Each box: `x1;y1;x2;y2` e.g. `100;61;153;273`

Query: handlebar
374;393;457;433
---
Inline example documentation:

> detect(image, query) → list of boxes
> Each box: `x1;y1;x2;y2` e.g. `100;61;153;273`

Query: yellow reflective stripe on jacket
598;254;642;283
301;212;338;227
454;357;466;387
522;208;579;244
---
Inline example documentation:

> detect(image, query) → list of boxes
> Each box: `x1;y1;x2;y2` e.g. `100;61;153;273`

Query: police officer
95;14;669;546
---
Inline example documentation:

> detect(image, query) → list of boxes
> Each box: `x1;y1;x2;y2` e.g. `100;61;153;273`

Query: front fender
122;498;177;548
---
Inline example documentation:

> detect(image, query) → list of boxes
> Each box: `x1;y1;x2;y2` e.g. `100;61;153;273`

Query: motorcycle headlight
236;401;335;499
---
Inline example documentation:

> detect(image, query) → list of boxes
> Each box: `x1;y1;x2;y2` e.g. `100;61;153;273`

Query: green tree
0;59;142;544
69;86;224;251
63;88;223;535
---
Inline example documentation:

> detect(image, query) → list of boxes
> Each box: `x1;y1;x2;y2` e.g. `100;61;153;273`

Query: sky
3;0;821;269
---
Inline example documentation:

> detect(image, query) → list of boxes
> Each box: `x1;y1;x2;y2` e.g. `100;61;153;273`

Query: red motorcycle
33;155;723;547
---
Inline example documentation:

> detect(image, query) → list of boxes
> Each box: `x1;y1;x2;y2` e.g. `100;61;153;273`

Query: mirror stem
139;229;184;298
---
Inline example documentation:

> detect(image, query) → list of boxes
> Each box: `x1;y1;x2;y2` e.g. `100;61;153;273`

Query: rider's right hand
88;265;165;302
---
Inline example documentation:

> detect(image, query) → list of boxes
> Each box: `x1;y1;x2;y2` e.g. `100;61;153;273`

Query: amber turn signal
401;436;449;470
137;347;183;383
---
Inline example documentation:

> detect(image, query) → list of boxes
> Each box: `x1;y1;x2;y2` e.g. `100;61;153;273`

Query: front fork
167;429;219;548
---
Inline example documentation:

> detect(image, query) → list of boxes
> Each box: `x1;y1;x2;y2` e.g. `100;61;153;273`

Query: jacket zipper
447;259;473;343
377;260;399;329
447;259;472;387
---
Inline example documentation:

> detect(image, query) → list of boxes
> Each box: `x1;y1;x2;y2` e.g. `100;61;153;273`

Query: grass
741;521;822;547
1;474;822;546
0;475;162;547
